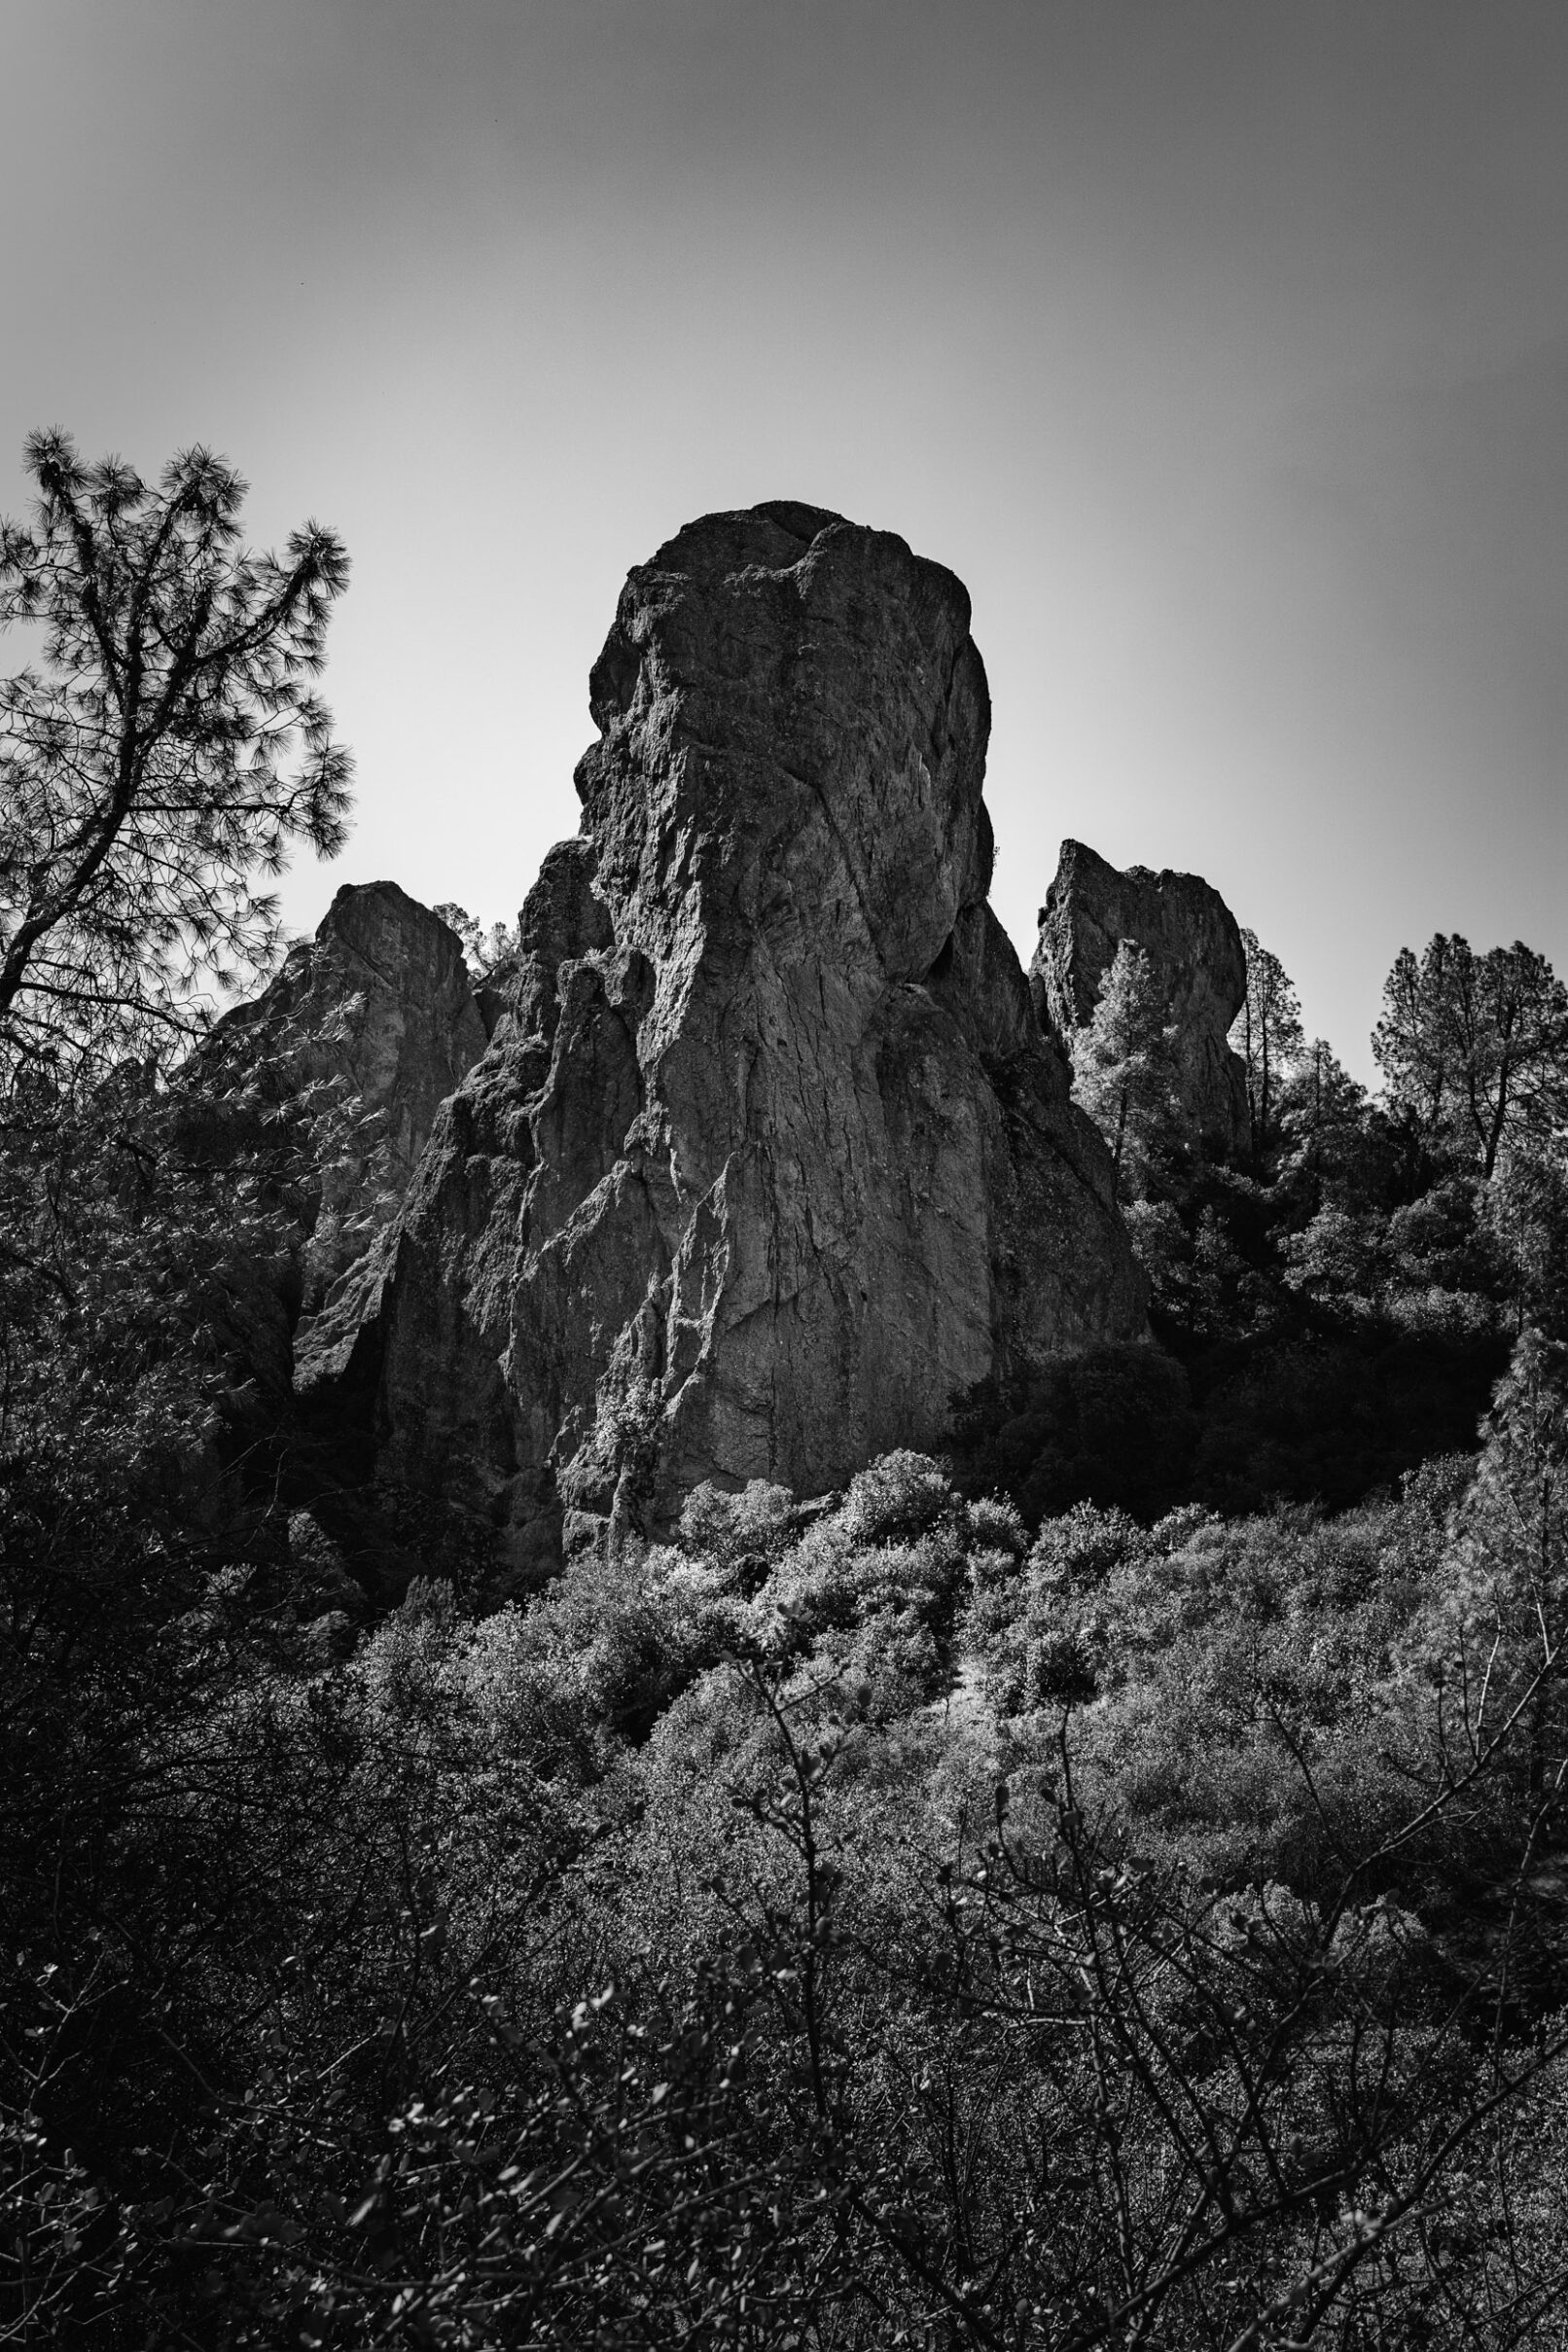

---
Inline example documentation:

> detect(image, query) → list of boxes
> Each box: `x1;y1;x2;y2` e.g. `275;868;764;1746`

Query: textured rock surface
341;505;1145;1571
212;881;488;1345
1032;839;1248;1155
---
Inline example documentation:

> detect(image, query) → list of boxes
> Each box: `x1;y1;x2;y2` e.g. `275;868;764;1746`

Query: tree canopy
0;431;351;1085
1374;933;1568;1178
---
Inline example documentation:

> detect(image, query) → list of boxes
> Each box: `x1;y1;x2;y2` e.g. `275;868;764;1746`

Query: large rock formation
328;505;1146;1571
1031;839;1249;1156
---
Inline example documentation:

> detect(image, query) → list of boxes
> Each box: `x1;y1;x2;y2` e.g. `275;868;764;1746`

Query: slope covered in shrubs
14;1369;1568;2342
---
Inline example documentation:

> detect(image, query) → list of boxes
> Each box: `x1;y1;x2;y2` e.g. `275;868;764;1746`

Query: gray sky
3;0;1567;1078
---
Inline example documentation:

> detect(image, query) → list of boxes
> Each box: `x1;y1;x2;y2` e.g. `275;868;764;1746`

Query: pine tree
1277;1036;1372;1210
1229;928;1305;1172
1072;941;1184;1203
0;430;351;1087
1373;934;1568;1178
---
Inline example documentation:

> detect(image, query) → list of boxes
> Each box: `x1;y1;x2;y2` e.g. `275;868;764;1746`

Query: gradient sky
3;1;1567;1079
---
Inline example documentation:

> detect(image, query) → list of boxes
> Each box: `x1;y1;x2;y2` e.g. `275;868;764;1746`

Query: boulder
1031;839;1249;1156
337;505;1146;1572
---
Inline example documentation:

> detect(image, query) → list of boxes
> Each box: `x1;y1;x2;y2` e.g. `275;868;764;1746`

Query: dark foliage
1182;1324;1509;1514
948;1342;1198;1525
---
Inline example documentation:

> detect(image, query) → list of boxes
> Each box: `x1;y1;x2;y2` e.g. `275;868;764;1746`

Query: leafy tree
0;429;351;1084
1229;925;1305;1170
1373;933;1568;1178
1072;939;1184;1201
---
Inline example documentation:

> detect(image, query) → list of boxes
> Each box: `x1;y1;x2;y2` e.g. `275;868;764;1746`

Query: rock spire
316;507;1147;1569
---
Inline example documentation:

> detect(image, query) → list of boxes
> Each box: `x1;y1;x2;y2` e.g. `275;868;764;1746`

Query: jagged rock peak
347;505;1146;1574
275;879;487;1208
214;879;489;1313
177;880;490;1479
1031;839;1248;1155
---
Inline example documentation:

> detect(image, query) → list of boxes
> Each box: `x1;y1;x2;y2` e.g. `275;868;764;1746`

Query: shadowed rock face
288;882;490;1245
211;880;488;1335
180;881;488;1455
1031;840;1249;1157
345;505;1145;1570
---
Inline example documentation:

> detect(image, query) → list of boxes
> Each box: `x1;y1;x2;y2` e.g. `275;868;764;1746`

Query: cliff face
329;506;1146;1570
1031;839;1249;1157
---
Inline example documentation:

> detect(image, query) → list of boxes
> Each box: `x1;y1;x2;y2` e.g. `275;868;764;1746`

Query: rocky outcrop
160;881;490;1591
209;881;489;1342
1031;840;1248;1156
329;505;1146;1573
